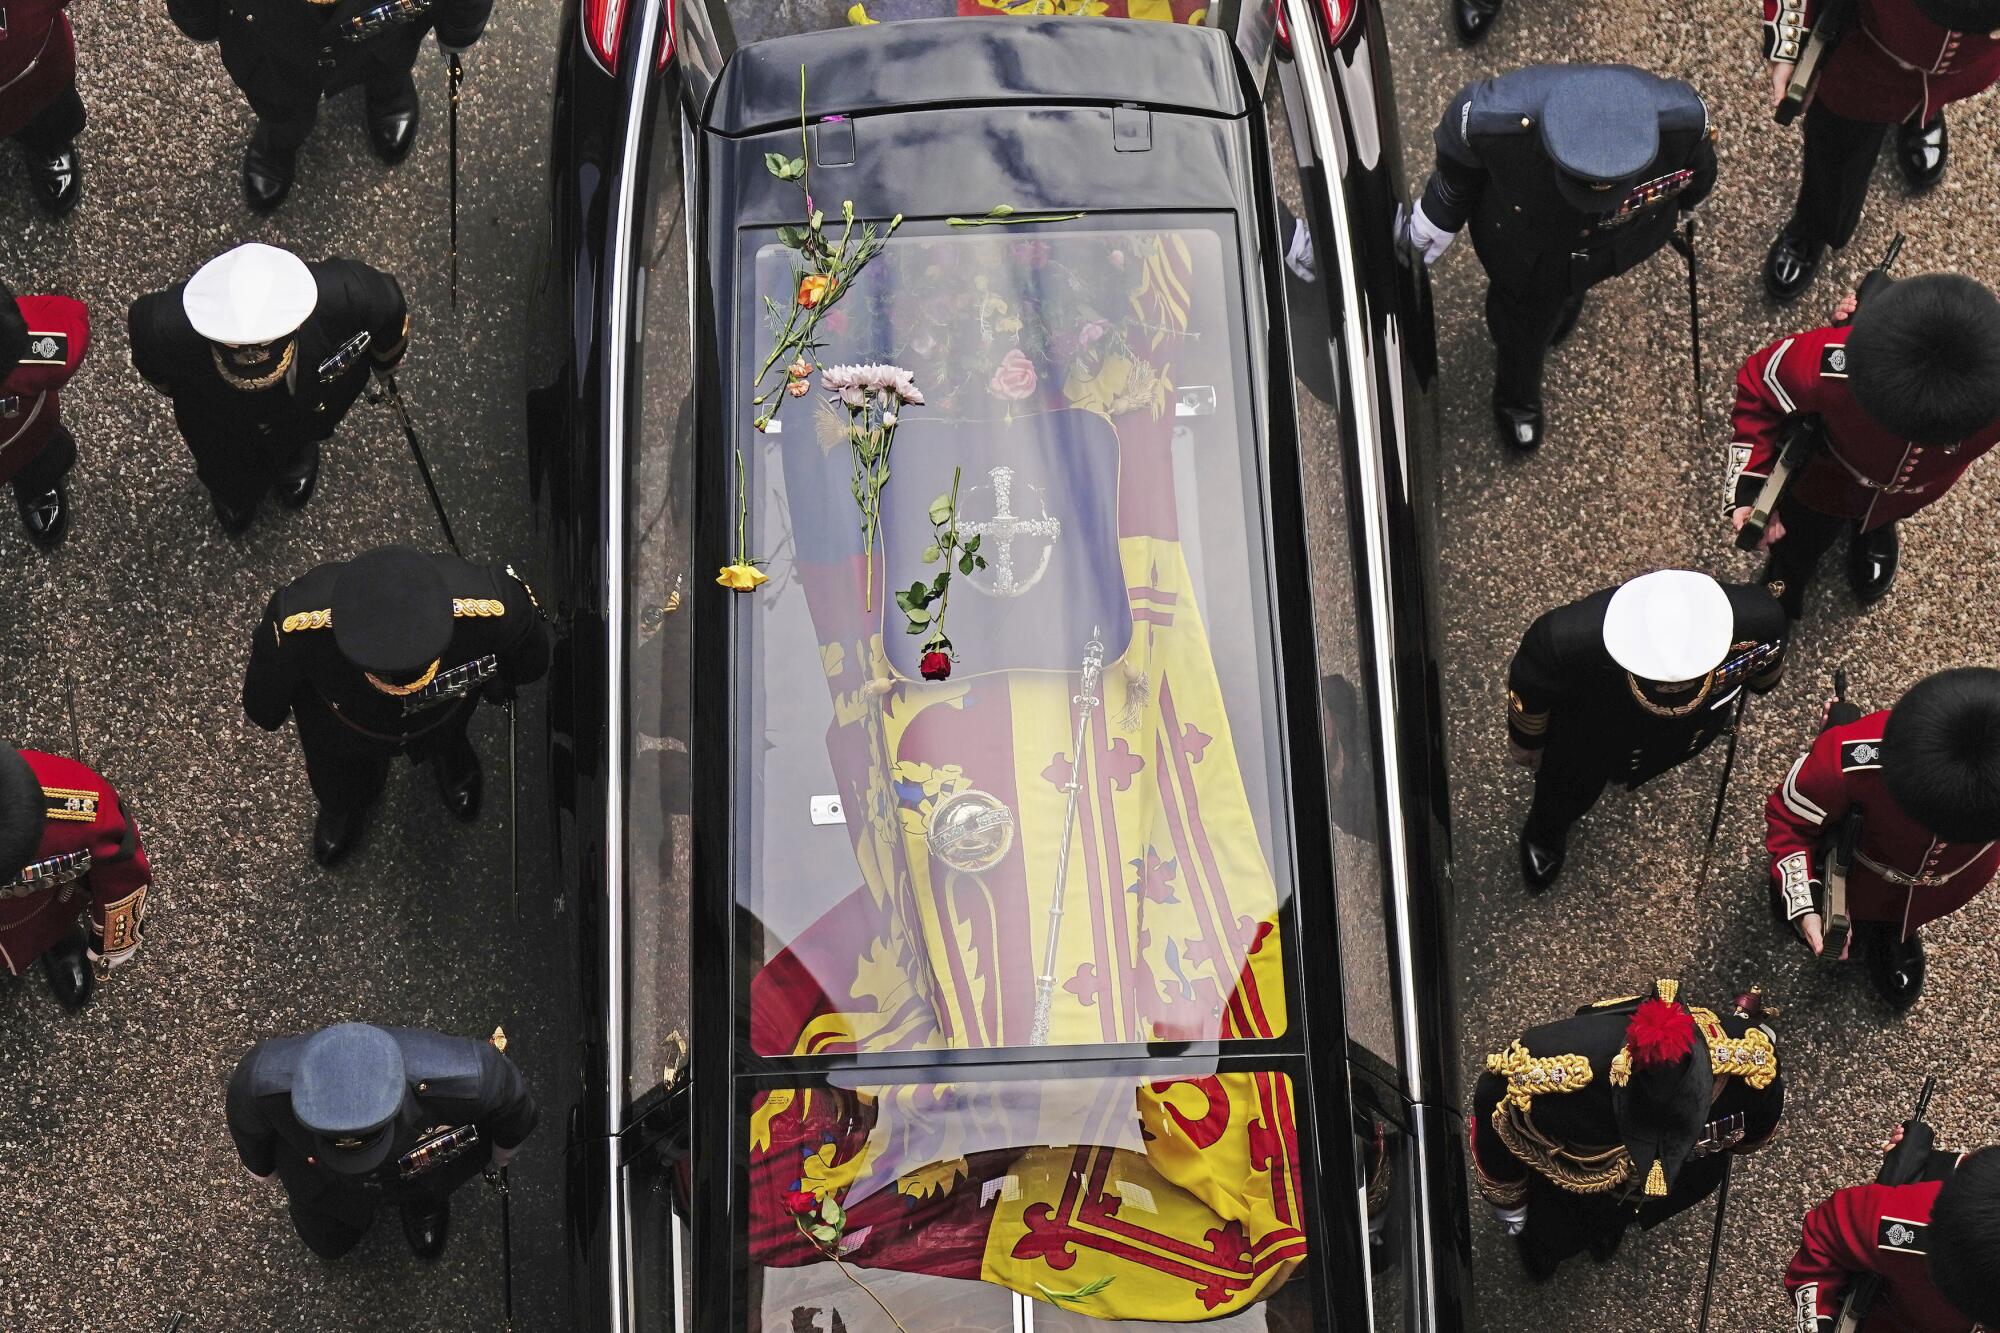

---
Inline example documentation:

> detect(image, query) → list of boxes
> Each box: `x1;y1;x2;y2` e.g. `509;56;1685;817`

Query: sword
487;1025;516;1329
1692;685;1751;903
507;693;518;921
1671;215;1703;456
448;52;462;309
372;368;464;557
1029;629;1104;1047
1695;1154;1731;1333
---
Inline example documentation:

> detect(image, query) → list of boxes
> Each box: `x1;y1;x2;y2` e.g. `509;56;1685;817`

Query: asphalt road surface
6;2;2000;1332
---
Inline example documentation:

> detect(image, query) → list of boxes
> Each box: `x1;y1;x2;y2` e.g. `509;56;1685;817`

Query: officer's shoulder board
42;783;99;823
1877;1214;1928;1255
1577;993;1644;1014
1841;738;1885;773
1820;342;1851;379
19;330;68;366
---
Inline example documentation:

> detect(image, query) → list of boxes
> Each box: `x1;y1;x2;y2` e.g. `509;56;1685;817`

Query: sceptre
1029;629;1104;1047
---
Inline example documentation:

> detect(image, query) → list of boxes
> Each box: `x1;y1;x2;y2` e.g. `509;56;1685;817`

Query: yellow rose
797;274;831;309
716;563;769;591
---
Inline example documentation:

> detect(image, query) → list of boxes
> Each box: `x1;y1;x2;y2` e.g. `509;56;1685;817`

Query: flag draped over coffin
746;233;1304;1319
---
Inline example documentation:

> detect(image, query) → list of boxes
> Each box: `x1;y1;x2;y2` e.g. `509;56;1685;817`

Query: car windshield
745;1071;1315;1327
730;217;1298;1059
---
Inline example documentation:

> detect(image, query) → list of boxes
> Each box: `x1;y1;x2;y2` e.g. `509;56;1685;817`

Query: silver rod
1029;629;1104;1046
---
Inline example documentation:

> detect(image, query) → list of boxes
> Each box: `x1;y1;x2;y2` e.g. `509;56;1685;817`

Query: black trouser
11;424;74;498
287;1174;454;1259
257;57;420;157
1759;492;1857;618
187;434;317;515
1485;274;1585;408
12;79;83;157
293;692;479;813
1523;754;1611;843
1791;99;1903;250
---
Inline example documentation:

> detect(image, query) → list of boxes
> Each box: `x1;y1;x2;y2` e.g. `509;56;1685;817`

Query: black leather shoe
212;495;254;537
313;805;366;867
1519;827;1567;891
1493;392;1544;453
1895;114;1947;191
24;142;81;217
275;452;319;510
1864;926;1925;1011
367;89;420;164
1515;1232;1557;1283
42;935;93;1010
1452;0;1502;43
1847;521;1898;605
242;130;296;214
17;480;68;550
432;751;483;822
1763;221;1825;302
400;1198;450;1261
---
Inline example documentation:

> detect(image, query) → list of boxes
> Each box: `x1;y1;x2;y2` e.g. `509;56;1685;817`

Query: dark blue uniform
227;1025;536;1257
1417;65;1716;445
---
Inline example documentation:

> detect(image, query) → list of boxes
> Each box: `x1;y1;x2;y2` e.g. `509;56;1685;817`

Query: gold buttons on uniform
1520;117;1532;128
418;1082;428;1092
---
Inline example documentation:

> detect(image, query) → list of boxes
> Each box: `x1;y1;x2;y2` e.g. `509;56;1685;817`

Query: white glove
88;934;141;974
1489;1201;1527;1235
1406;201;1457;267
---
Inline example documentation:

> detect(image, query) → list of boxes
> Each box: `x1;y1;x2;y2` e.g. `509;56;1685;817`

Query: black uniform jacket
168;0;491;118
1470;997;1784;1228
226;1026;536;1216
1508;582;1786;789
128;259;408;458
1419;65;1717;292
242;555;550;744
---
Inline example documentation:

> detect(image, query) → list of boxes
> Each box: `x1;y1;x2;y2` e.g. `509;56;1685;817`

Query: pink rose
1077;319;1108;348
987;348;1038;401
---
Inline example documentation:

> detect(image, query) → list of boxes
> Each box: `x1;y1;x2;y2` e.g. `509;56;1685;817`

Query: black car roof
706;15;1248;135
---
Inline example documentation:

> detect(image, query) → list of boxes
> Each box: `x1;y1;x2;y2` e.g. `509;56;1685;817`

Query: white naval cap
182;242;317;345
1601;569;1733;683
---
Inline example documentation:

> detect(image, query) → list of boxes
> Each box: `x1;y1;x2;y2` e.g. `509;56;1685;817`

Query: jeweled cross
960;465;1060;598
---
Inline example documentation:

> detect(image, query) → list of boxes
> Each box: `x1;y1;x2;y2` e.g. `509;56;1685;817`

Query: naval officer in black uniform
227;1022;536;1260
168;0;492;211
1407;64;1717;452
1508;570;1787;887
242;545;551;866
128;243;410;536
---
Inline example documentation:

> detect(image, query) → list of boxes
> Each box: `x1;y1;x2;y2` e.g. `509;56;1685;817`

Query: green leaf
776;225;809;250
764;151;792;178
928;495;954;525
921;543;941;564
810;208;825;230
962;534;982;555
905;606;932;625
988;204;1015;217
974;554;988;570
905;620;928;636
822;1199;846;1227
959;553;975;575
930;571;950;597
809;1223;840;1244
1035;1276;1115;1304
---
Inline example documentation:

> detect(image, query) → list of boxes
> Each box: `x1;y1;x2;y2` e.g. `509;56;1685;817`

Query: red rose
987;348;1038;402
784;1189;818;1216
920;651;952;681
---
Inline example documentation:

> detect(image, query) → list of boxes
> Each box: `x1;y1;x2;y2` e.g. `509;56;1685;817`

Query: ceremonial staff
1029;630;1104;1047
449;53;463;309
1670;215;1704;457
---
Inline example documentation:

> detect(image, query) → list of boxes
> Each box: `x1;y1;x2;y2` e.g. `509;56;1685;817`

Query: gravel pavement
1376;4;2000;1332
7;2;1999;1331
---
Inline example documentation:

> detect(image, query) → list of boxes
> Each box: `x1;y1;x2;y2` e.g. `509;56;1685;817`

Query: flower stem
929;465;962;643
735;447;749;561
798;64;811;214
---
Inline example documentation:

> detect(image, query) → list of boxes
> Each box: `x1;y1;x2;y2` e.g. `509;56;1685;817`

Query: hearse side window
1263;71;1402;1075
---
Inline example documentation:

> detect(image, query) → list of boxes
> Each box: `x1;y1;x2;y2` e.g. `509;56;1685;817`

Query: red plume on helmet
1625;997;1697;1069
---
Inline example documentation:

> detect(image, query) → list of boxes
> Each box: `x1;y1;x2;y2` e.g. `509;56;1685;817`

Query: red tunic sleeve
79;771;150;965
1766;721;1856;922
1764;0;1816;61
1728;328;1835;513
1785;1185;1884;1331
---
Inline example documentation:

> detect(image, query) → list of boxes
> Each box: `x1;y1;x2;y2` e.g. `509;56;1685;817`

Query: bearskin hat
1848;274;2000;446
1912;0;2000;33
1929;1147;2000;1325
0;279;26;370
0;747;43;875
1883;668;2000;842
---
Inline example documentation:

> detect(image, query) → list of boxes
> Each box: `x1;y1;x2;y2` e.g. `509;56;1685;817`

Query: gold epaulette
1690;1006;1779;1089
1486;1040;1593;1112
1507;690;1549;737
42;785;98;823
281;609;333;633
454;598;506;618
1582;993;1643;1011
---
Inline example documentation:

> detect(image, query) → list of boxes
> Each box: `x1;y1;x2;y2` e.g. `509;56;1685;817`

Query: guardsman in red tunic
1762;0;2000;299
0;0;84;213
1786;1145;2000;1332
0;745;151;1009
0;278;88;548
1765;668;2000;1010
1727;274;2000;620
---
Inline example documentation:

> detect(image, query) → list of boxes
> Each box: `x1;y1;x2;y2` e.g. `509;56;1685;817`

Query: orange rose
797;274;831;309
